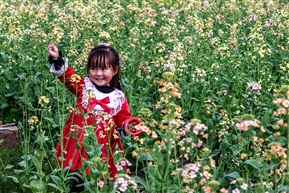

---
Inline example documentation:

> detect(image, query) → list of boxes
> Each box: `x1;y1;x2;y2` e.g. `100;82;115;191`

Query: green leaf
134;176;148;191
33;72;43;81
5;164;14;170
47;183;61;191
30;180;43;190
50;175;62;185
274;136;287;146
0;102;9;109
244;159;262;170
278;186;289;191
229;145;241;154
225;171;240;179
220;140;231;154
7;176;19;183
43;117;59;128
91;169;101;178
14;169;24;174
140;152;153;161
31;156;41;169
207;118;214;128
36;148;47;158
31;155;44;176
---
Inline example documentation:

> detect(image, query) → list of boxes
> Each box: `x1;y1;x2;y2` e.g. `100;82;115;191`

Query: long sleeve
50;57;68;76
57;66;85;96
115;97;131;128
49;51;65;72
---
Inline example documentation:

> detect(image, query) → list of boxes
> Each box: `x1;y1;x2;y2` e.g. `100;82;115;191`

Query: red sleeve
115;97;131;128
58;66;84;96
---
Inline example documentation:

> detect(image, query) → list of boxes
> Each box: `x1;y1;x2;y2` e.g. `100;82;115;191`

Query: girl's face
89;65;119;87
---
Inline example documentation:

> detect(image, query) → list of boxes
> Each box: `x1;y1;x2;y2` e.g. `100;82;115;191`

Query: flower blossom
38;96;50;106
232;188;240;193
236;119;260;131
115;159;132;171
247;81;261;92
181;163;200;183
193;123;208;135
114;175;137;192
28;116;39;125
241;183;248;190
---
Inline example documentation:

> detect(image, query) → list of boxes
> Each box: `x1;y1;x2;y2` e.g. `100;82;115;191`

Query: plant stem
135;158;139;176
163;131;172;192
287;114;289;174
143;159;151;192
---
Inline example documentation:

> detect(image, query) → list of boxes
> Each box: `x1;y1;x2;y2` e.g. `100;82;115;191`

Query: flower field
1;0;289;192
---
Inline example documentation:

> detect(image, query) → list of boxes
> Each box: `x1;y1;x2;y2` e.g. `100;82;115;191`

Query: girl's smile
89;66;118;87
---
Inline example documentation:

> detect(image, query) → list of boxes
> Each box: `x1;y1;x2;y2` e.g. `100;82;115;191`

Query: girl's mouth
95;78;105;81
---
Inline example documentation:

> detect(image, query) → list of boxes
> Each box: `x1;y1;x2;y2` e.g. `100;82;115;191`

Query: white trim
82;77;125;115
50;58;68;76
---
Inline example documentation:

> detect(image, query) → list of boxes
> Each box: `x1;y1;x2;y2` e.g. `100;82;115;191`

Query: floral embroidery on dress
82;78;125;115
70;74;82;83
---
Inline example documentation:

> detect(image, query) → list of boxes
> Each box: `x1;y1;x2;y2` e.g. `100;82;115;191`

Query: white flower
241;183;248;190
232;188;240;193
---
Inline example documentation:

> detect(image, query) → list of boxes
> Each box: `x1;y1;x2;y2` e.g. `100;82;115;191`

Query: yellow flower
99;31;111;40
151;131;158;138
132;151;138;157
240;153;248;160
38;96;50;106
28;116;39;125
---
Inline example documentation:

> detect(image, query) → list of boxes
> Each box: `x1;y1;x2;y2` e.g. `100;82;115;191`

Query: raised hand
48;42;59;60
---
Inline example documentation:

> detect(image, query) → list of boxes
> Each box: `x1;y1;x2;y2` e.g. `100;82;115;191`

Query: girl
48;42;141;192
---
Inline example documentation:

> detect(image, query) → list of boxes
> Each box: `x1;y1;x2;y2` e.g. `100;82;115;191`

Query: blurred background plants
1;0;289;192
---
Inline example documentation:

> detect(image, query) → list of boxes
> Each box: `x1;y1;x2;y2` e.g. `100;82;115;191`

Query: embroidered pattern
82;78;125;115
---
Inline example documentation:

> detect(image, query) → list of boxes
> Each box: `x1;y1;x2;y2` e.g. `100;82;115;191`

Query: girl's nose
95;69;102;76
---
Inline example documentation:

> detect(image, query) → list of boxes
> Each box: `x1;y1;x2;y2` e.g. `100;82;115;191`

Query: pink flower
220;188;228;193
201;171;212;179
236;119;260;131
193;123;208;135
282;100;289;108
232;188;240;193
248;14;258;21
273;98;284;105
241;183;248;190
230;180;236;184
247;81;261;91
114;175;137;192
97;180;104;188
277;107;287;115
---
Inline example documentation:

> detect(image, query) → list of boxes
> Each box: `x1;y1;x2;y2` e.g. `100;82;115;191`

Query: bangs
88;49;113;68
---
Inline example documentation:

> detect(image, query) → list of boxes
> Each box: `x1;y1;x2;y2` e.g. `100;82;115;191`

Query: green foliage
1;0;289;192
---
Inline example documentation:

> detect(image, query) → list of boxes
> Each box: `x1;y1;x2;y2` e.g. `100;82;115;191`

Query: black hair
87;44;121;90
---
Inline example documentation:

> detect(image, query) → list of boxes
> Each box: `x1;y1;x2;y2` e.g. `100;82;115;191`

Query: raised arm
115;97;132;128
48;42;84;95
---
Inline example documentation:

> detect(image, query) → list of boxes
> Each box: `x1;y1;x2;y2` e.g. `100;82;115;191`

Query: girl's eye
90;67;108;70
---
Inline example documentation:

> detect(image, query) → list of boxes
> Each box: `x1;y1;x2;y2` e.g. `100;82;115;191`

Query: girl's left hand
124;117;143;136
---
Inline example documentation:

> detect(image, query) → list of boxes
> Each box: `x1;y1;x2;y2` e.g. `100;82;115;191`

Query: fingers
48;42;59;59
48;42;55;50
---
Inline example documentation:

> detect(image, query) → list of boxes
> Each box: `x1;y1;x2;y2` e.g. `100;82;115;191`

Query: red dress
52;65;131;178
